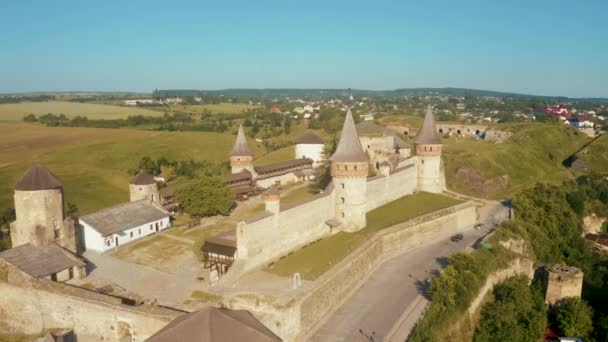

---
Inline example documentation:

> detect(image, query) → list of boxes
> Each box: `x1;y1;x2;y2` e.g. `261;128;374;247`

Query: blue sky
1;0;607;97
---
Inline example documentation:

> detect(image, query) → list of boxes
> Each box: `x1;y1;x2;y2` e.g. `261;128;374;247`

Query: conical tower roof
416;105;441;145
230;125;254;157
130;169;156;185
14;163;63;191
330;109;368;163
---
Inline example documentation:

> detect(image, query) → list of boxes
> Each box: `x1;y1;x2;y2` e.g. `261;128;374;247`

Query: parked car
474;223;485;230
450;233;464;242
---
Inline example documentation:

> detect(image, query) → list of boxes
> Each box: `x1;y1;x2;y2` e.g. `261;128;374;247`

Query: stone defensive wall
295;201;477;340
0;261;182;341
466;257;534;316
236;190;336;273
435;123;488;136
366;162;417;211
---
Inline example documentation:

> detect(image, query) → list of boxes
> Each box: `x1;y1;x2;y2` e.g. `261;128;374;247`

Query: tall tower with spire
230;125;255;175
330;109;369;231
415;105;445;193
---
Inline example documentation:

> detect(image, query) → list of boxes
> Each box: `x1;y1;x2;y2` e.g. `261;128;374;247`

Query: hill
155;88;608;101
571;134;608;174
0;101;163;121
442;123;591;198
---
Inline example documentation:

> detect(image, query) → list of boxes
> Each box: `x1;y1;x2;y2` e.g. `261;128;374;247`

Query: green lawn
254;145;295;165
0;101;162;121
265;192;463;280
112;235;192;273
280;186;318;206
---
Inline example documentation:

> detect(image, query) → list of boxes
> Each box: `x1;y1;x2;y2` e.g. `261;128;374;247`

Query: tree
312;135;337;191
474;276;547;342
553;298;594;338
23;113;37;122
174;177;233;217
65;202;79;219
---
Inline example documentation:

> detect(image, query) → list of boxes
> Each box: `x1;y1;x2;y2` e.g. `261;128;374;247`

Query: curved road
310;201;510;342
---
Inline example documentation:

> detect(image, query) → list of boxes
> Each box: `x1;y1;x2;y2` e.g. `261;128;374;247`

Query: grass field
0;123;268;214
112;235;192;273
160;103;258;115
442;123;590;198
254;145;296;165
0;101;163;121
265;192;463;280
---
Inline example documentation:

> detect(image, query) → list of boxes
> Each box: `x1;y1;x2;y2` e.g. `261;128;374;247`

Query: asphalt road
310;201;509;342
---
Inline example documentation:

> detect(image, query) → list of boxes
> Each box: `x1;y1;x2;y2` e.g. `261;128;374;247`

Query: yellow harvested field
0;101;163;121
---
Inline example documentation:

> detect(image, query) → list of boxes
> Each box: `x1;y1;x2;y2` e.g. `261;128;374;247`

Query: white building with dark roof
295;131;325;167
80;200;170;252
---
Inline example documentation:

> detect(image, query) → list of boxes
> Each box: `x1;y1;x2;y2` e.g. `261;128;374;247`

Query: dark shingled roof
130;170;157;185
0;243;84;277
330;109;368;163
146;307;282;342
415;105;442;145
14;163;63;191
80;200;169;236
254;158;313;175
230;125;254;157
296;131;324;145
224;170;252;183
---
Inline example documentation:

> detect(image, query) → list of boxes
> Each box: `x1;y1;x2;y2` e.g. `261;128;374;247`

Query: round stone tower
229;125;255;175
129;170;159;203
545;264;584;305
416;105;445;193
331;108;369;231
11;163;65;247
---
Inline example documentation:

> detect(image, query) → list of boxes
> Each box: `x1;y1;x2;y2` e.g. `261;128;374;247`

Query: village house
81;170;171;252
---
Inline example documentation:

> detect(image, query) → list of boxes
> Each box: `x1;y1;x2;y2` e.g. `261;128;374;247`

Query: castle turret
230;125;255;175
129;170;159;203
331;109;369;231
295;131;324;168
262;186;281;215
416;105;445;193
11;163;72;249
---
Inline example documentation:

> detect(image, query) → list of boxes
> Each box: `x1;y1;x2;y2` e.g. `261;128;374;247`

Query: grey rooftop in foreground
14;163;63;191
146;306;282;342
415;105;442;145
80;200;169;237
330;109;369;163
230;124;254;157
0;243;84;277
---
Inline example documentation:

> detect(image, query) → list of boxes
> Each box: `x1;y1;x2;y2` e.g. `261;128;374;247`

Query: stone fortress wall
236;154;424;273
236;190;336;273
365;160;417;211
0;261;181;341
228;202;479;341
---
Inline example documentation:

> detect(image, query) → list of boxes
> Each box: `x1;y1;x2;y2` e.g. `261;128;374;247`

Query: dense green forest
410;175;608;341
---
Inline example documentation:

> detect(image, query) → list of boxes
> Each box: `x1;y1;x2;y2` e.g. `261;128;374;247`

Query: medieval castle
203;105;446;277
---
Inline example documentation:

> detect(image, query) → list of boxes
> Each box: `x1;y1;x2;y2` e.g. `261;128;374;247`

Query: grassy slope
0;123;267;214
443;123;590;198
575;134;608;173
0;101;162;121
266;192;463;280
